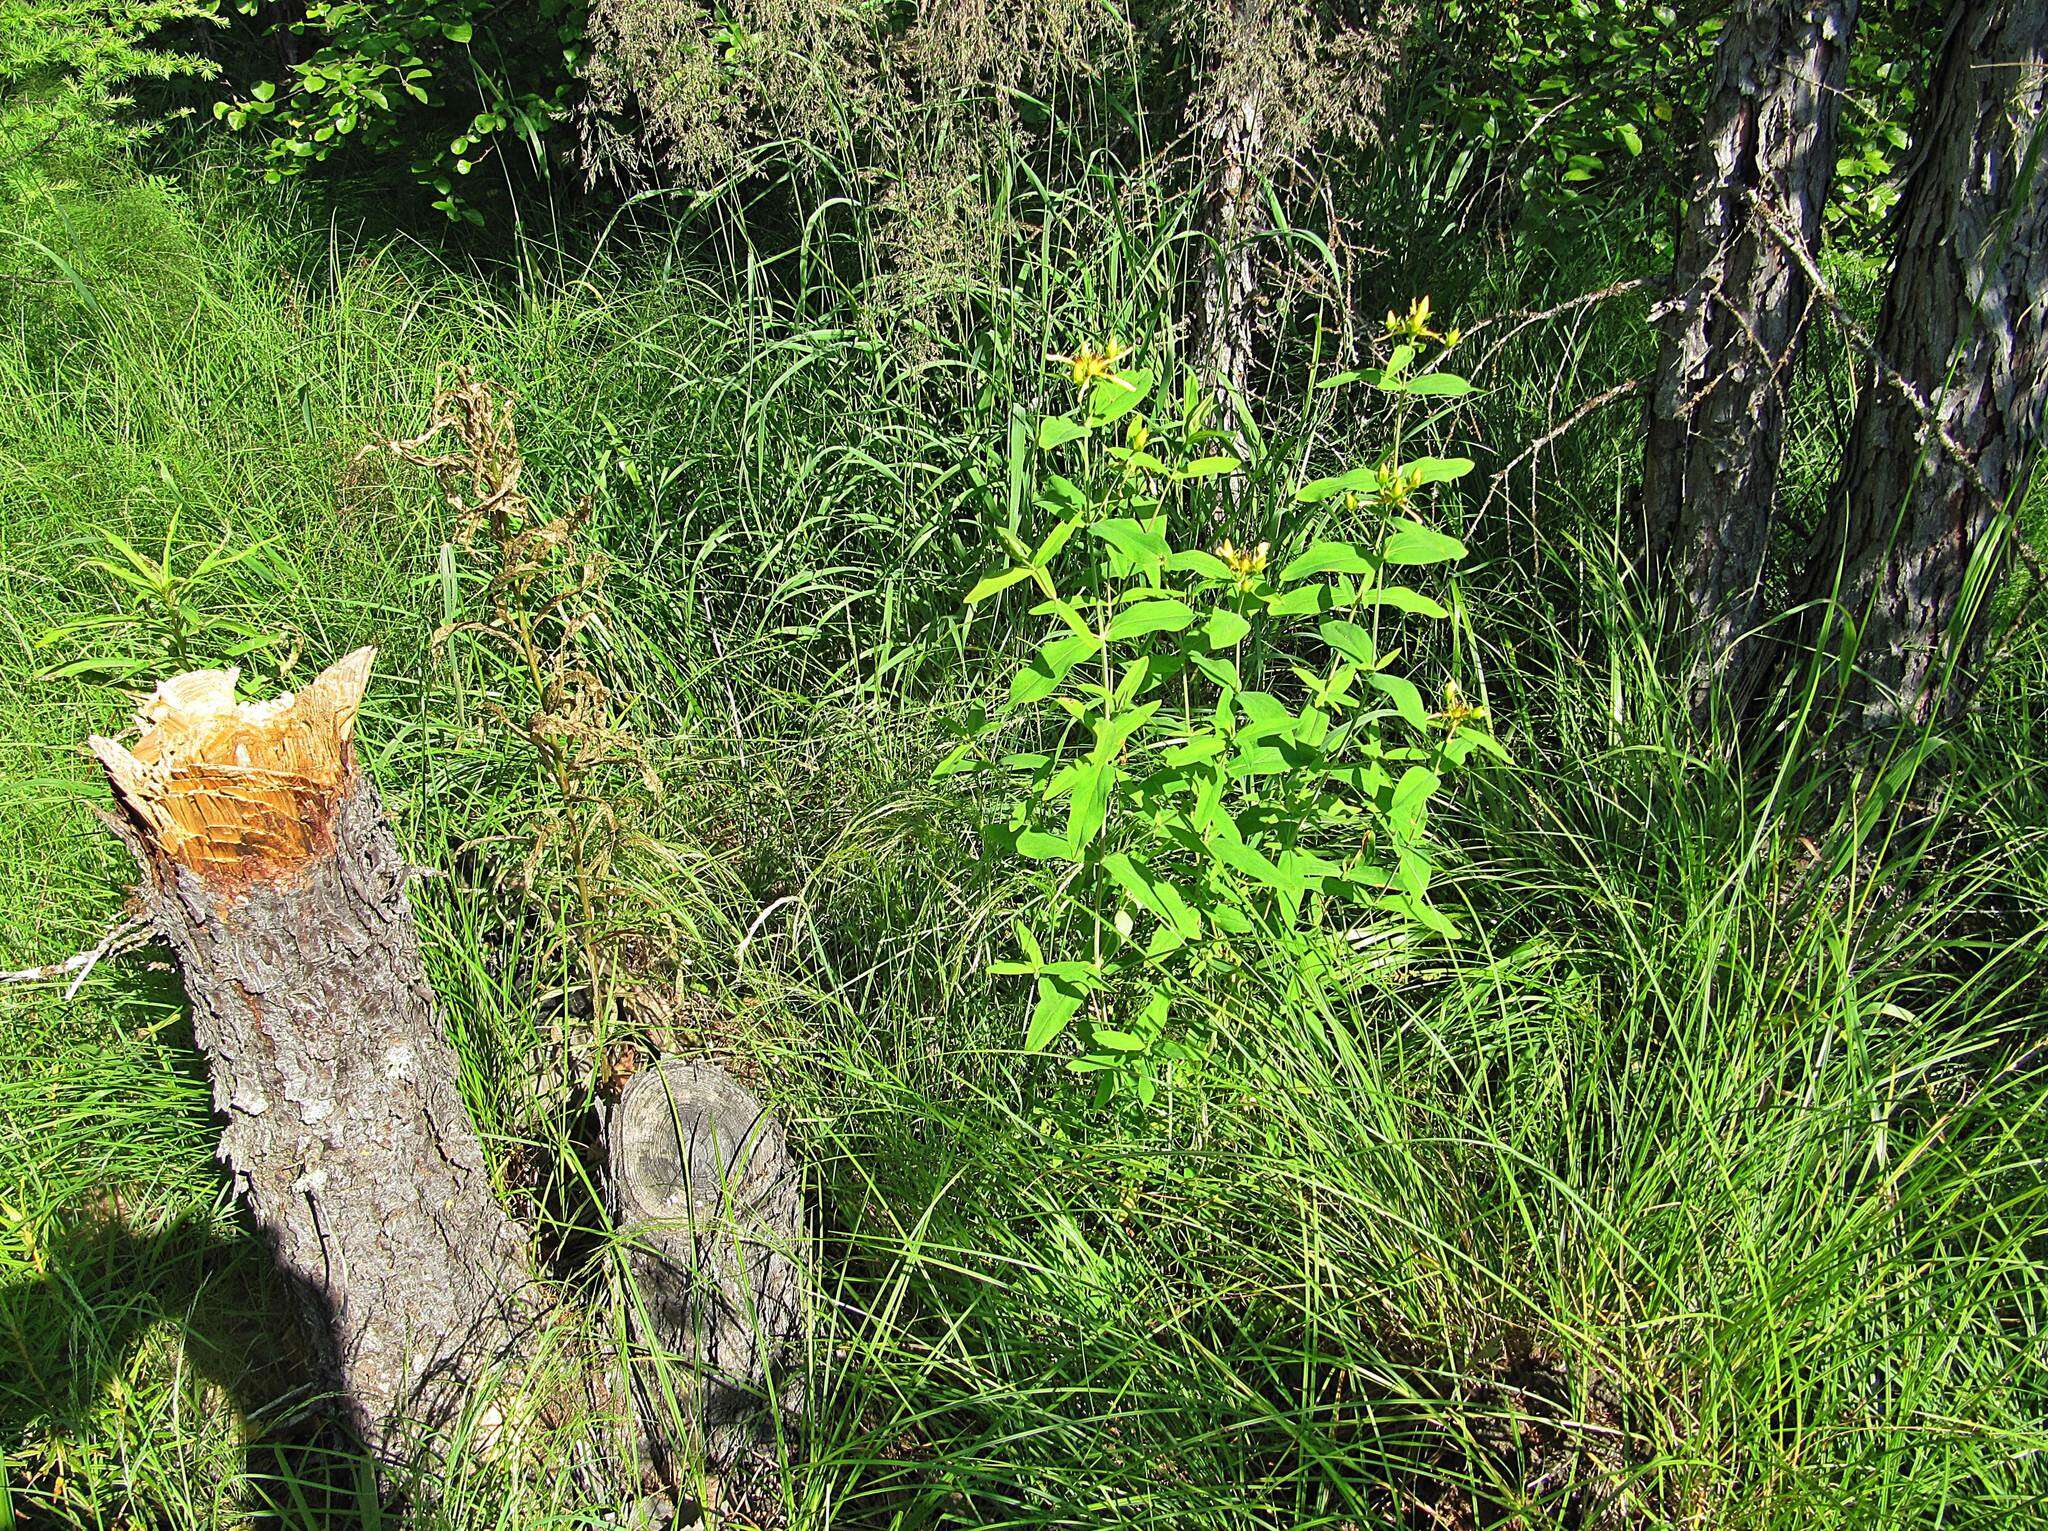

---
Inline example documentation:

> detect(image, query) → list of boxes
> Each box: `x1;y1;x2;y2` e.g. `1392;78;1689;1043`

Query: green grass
3;153;2047;1530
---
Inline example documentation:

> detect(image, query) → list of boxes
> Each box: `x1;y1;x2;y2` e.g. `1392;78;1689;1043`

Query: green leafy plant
36;514;288;683
217;0;584;221
947;331;1503;1103
1;0;219;192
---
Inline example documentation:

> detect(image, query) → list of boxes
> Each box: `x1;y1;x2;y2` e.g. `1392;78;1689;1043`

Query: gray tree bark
1799;0;2048;726
1196;3;1268;411
1643;0;1858;713
90;652;562;1465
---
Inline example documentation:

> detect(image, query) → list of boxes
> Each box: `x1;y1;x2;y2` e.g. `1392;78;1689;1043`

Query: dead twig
1469;277;1655;374
1479;376;1648;523
0;916;153;999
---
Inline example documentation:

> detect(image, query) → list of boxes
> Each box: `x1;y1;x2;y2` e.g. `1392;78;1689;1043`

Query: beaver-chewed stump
605;1059;806;1508
89;649;804;1497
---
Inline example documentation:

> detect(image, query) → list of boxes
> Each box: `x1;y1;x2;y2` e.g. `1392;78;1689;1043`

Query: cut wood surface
606;1058;806;1508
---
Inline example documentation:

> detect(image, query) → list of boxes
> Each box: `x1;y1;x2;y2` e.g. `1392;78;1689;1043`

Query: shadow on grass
0;1198;403;1527
0;962;398;1531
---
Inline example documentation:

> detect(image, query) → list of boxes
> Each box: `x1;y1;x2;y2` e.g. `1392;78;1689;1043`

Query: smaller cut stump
605;1059;806;1494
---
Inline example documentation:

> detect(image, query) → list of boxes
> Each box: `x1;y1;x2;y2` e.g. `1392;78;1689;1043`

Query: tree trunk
91;648;809;1500
1800;0;2048;727
89;651;560;1464
1197;5;1266;411
1642;0;1857;712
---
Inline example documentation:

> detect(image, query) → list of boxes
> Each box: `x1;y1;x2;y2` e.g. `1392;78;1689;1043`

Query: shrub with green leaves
0;0;218;190
946;334;1502;1103
218;0;585;221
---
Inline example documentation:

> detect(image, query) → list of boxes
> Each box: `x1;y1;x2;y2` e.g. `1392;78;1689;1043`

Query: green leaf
1167;549;1234;581
1090;701;1159;763
1382;520;1468;566
1295;466;1380;503
1038;474;1088;514
1388;765;1442;842
1104;599;1196;642
1038;415;1088;450
1318;619;1377;667
1278;540;1378;582
1162;734;1225;767
932;740;977;779
1091;518;1169;566
1102;854;1203;939
1403;373;1475;397
1032;596;1095;639
1407;456;1475;484
441;20;474;42
1034;516;1081;565
1227;745;1288;777
1369;672;1430;729
1066;756;1116;845
1189;652;1242;691
1017;830;1077;861
1088;368;1154;426
1179;455;1241;479
1360;586;1449;618
1204;830;1291;893
1204;608;1250;649
1266;582;1347;617
966;564;1033;605
1010;630;1101;705
1026;976;1086;1052
1235;690;1294;737
1380;891;1458;938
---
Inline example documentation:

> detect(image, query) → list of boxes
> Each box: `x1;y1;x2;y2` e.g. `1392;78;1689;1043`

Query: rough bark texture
1801;0;2048;726
606;1059;805;1521
92;654;553;1464
1643;0;1857;709
1195;0;1269;413
92;650;813;1508
1199;79;1263;410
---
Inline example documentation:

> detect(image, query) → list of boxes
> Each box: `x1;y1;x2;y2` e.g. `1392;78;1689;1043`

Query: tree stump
90;652;558;1464
604;1059;806;1514
91;650;806;1502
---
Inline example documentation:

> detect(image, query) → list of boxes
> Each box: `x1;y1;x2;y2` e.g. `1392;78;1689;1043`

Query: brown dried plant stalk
365;373;657;1075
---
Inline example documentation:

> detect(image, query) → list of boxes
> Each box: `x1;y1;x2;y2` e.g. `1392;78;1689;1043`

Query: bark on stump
605;1059;806;1516
90;652;557;1464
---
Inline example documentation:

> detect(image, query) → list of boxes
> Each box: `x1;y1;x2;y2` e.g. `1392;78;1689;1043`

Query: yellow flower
1126;415;1150;452
1215;537;1269;591
1385;295;1446;345
1050;338;1128;389
1434;679;1487;733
